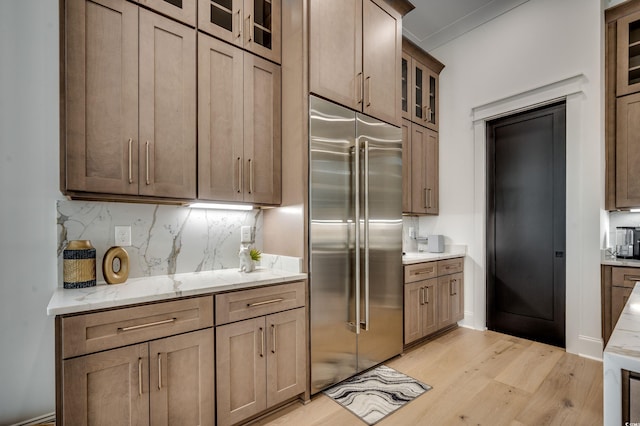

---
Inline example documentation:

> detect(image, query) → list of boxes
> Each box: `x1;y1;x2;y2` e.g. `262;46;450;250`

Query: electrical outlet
240;226;254;244
409;227;416;239
115;226;131;246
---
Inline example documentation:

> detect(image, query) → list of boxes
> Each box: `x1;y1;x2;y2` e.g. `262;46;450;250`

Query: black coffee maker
615;226;640;259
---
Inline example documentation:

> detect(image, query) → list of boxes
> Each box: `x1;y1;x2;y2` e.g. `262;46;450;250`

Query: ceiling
402;0;531;52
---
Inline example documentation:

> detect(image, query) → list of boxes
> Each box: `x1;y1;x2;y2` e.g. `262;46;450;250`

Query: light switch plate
115;226;131;246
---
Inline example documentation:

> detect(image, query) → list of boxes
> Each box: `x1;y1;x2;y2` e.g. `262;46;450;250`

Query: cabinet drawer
438;257;463;276
404;262;437;283
612;266;640;289
216;281;306;325
62;296;213;359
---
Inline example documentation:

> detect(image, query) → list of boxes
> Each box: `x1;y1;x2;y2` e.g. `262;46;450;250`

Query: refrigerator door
356;113;403;372
309;96;358;394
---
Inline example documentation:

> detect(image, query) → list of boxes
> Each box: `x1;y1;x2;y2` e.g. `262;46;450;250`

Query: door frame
469;74;595;356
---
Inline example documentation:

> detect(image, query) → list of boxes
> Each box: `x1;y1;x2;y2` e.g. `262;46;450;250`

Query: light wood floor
255;327;603;425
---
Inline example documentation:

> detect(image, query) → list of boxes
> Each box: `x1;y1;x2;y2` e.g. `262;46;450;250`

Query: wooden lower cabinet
602;265;640;344
216;307;306;426
62;329;214;426
404;258;464;346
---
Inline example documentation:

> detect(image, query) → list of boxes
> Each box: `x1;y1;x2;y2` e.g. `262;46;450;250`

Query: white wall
417;0;604;359
0;0;61;422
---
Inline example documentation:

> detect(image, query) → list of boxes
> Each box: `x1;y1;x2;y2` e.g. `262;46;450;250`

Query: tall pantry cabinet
606;0;640;209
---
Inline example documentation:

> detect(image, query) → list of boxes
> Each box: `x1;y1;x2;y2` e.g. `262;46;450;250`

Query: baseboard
578;334;604;361
11;413;55;426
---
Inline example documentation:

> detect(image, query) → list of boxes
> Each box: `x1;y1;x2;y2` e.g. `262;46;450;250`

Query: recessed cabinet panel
618;10;640;96
409;124;438;215
616;92;640;207
65;0;139;195
138;9;196;198
401;119;411;212
198;34;244;202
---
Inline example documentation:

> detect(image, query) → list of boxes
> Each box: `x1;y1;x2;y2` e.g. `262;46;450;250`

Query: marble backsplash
57;200;263;286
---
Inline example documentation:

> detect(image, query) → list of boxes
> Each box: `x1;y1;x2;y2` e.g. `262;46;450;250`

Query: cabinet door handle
138;357;143;396
422;105;428;122
247;14;253;43
236;9;242;39
248;158;253;194
450;279;457;296
236;157;242;193
356;72;363;104
365;76;371;107
259;327;264;357
118;317;176;332
145;141;150;185
157;353;162;390
128;138;133;184
271;324;276;354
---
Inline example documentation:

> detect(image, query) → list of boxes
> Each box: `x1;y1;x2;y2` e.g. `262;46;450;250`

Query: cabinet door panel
216;318;267;426
149;329;215;426
65;0;138;195
198;0;243;45
450;272;464;323
404;281;423;345
244;53;282;204
63;344;148;426
438;273;463;328
422;280;438;336
198;34;244;201
244;0;282;63
139;9;196;198
401;119;411;213
362;0;401;126
616;92;640;207
309;0;362;111
617;10;640;96
266;308;306;406
410;124;429;214
425;127;439;214
613;286;634;331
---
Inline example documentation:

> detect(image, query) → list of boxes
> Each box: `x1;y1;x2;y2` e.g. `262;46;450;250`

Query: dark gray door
487;102;566;348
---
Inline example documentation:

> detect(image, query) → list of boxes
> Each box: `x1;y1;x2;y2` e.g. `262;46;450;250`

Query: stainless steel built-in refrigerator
309;95;403;394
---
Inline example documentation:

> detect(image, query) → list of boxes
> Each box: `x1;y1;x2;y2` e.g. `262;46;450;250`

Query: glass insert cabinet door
135;0;197;25
411;58;437;130
198;0;281;63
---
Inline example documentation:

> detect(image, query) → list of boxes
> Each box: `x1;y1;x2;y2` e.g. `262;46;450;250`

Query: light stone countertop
47;268;307;316
402;245;467;265
604;282;640;425
601;250;640;267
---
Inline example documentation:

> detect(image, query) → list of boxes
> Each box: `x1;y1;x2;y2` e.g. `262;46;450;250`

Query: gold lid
66;240;94;250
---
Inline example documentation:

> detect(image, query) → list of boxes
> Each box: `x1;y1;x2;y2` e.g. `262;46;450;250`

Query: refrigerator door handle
354;140;361;335
362;140;370;331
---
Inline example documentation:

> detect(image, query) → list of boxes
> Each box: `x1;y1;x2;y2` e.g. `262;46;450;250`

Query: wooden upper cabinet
309;0;401;126
401;119;411;213
617;10;640;96
64;0;196;200
412;59;439;131
135;0;197;26
362;0;401;125
198;33;281;205
138;9;196;199
401;52;412;120
65;0;139;195
616;92;640;207
243;53;282;204
408;123;438;215
309;0;362;112
198;0;281;63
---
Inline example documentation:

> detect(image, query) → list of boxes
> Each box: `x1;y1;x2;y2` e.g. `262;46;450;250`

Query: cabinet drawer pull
138;357;143;396
414;269;433;275
145;141;150;185
624;275;640;282
271;324;276;354
259;327;264;357
365;76;371;107
157;353;162;389
247;298;284;307
128;138;133;184
118;317;176;332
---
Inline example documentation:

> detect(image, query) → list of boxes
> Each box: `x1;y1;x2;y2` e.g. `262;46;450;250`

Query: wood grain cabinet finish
403;258;463;346
134;0;196;26
63;0;196;200
309;0;401;126
216;307;306;426
617;9;640;97
197;0;282;63
602;265;640;344
61;329;214;426
406;122;438;215
198;33;281;205
616;92;640;207
401;119;412;212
